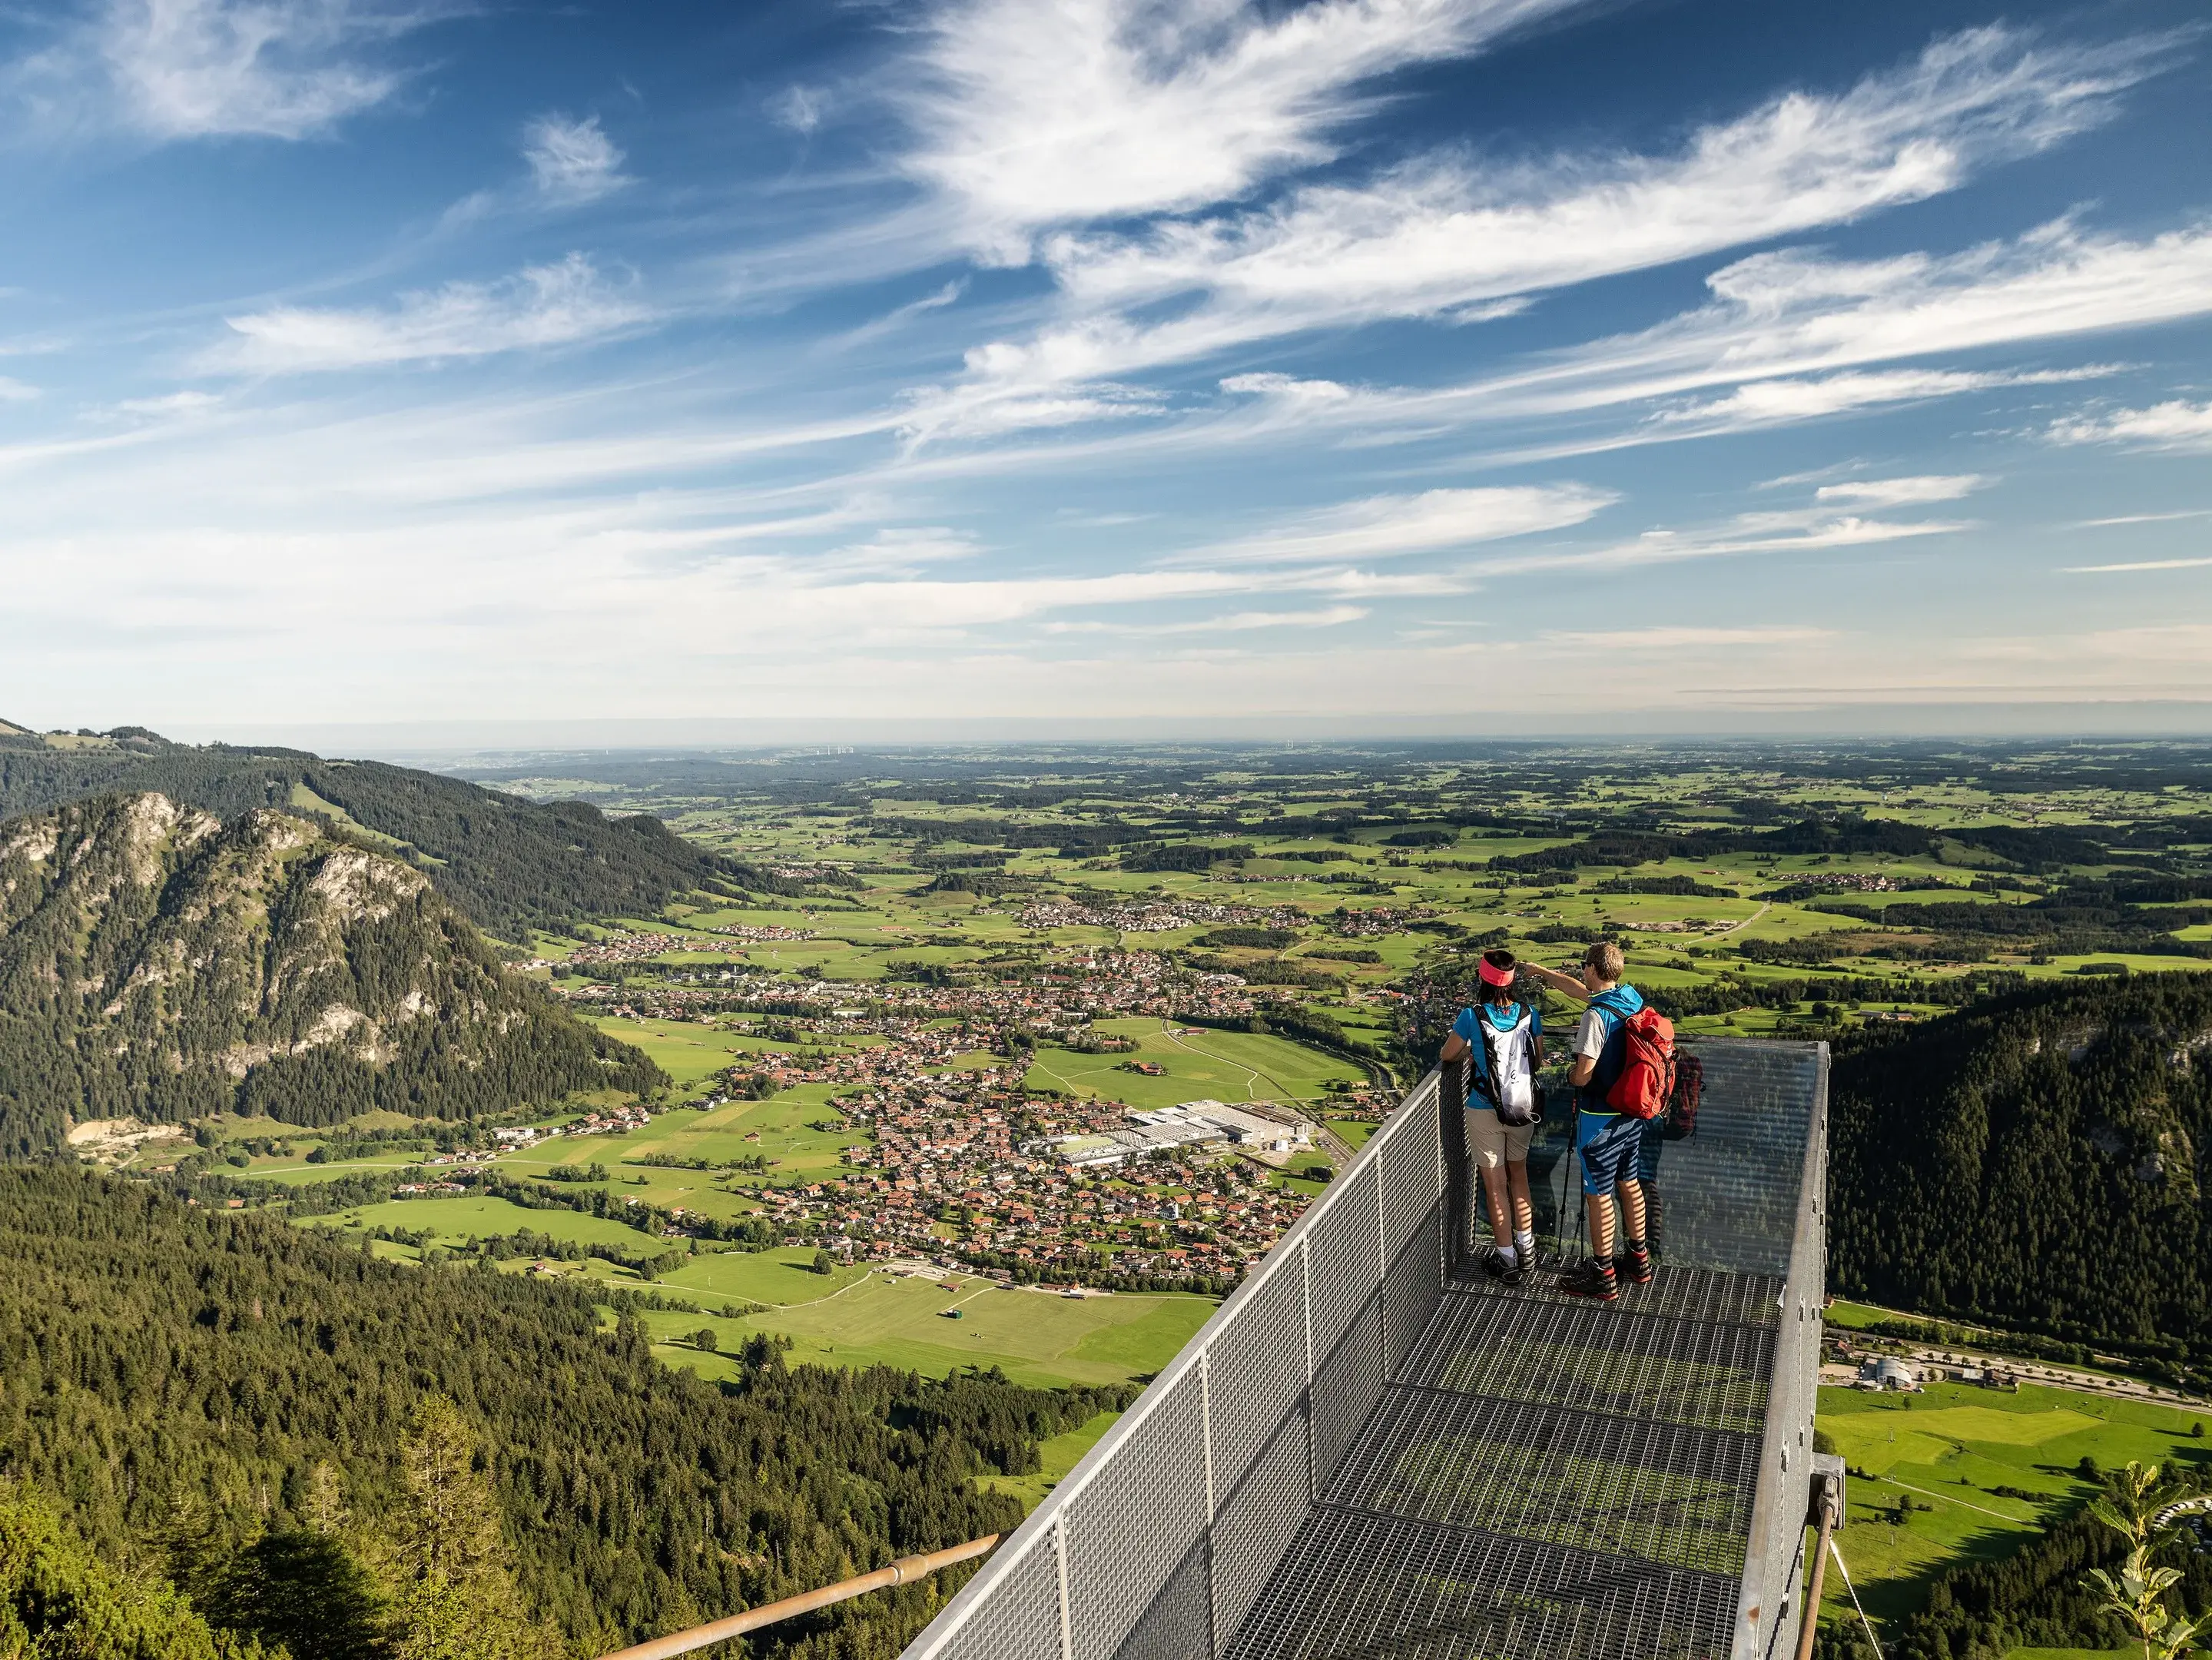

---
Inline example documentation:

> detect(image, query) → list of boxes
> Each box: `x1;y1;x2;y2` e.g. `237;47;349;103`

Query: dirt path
1886;1478;2036;1524
1711;901;1771;938
1158;1022;1266;1101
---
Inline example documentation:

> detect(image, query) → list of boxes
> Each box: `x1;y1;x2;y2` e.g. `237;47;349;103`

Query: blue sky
2;0;2210;738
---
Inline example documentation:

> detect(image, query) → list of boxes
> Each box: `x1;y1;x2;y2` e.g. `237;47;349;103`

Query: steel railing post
1052;1519;1073;1660
1200;1348;1219;1660
1300;1236;1317;1506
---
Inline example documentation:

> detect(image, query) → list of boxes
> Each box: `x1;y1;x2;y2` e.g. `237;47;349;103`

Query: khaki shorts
1465;1107;1534;1170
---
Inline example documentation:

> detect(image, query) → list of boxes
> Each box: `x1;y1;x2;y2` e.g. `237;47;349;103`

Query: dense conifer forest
0;795;664;1155
0;1167;1129;1658
1829;975;2212;1371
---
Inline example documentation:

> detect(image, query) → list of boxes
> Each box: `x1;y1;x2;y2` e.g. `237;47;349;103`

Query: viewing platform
901;1041;1829;1660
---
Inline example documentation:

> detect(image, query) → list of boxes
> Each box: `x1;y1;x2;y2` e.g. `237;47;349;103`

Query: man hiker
1518;941;1651;1302
1438;948;1544;1285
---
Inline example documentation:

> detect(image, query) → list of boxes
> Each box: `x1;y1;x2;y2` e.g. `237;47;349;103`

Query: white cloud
1814;474;1988;507
831;279;969;350
1543;626;1836;649
1177;483;1616;566
1471;496;1967;579
1650;369;2102;433
96;0;431;141
2062;556;2212;574
2074;509;2212;526
0;376;38;400
816;526;982;575
2047;399;2212;453
913;26;2163;437
1487;223;2212;423
207;253;651;374
1047;603;1370;635
523;113;628;203
770;83;824;134
905;0;1579;261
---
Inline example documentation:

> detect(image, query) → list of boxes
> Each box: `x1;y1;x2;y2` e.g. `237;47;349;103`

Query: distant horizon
21;701;2203;763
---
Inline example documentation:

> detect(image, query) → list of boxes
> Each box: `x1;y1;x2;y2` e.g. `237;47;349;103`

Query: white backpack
1471;1005;1540;1127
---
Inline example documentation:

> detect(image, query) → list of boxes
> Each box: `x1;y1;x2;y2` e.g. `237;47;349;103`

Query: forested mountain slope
0;727;725;938
1829;974;2212;1358
0;1167;1117;1658
0;794;662;1154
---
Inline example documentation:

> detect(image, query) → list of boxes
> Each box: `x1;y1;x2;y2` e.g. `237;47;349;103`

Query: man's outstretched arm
1521;964;1590;1002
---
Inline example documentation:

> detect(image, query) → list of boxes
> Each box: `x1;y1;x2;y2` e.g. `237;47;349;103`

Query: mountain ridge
0;725;729;939
0;792;664;1154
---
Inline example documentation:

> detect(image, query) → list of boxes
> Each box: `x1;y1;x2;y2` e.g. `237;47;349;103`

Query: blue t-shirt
1453;1001;1544;1045
1454;1001;1541;1109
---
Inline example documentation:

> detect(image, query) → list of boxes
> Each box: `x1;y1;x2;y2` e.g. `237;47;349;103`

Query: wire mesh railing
900;1040;1826;1660
904;1071;1449;1660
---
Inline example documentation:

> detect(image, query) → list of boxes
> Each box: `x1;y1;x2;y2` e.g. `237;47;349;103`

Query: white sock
1494;1242;1517;1266
1515;1230;1535;1257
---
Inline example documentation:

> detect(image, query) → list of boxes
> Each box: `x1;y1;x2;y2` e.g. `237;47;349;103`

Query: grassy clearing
298;1195;653;1253
1024;1017;1356;1109
642;1274;1215;1389
578;1016;767;1086
981;1409;1121;1510
1814;1379;2212;1633
661;1246;871;1305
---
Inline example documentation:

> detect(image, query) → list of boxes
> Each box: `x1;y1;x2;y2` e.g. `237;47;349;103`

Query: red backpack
1605;1006;1677;1119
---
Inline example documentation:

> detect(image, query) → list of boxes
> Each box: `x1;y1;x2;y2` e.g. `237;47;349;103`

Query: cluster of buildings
1046;1101;1314;1169
1015;898;1308;933
1328;905;1441;937
705;1045;1372;1286
1780;872;1909;892
565;945;1302;1038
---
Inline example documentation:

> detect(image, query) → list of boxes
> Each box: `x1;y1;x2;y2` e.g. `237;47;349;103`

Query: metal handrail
600;1535;1001;1660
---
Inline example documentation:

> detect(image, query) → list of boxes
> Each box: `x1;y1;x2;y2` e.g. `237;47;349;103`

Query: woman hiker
1438;948;1544;1285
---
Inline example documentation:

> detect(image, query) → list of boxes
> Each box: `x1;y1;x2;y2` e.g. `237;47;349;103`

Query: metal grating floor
1223;1268;1779;1660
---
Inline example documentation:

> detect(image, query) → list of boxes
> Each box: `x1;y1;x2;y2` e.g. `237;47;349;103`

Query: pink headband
1477;958;1516;988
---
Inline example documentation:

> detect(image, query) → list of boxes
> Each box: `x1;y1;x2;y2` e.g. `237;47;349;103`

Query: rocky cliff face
0;794;663;1154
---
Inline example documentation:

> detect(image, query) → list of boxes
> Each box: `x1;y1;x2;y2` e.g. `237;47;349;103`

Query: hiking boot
1482;1247;1527;1286
1557;1260;1619;1302
1622;1247;1654;1286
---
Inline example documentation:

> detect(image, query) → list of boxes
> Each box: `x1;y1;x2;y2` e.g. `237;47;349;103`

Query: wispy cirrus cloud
1543;625;1837;650
2047;399;2212;453
1487;222;2212;424
1169;483;1616;567
205;253;651;374
1814;475;1988;507
1645;367;2111;436
522;112;628;204
904;0;1581;261
2062;556;2212;573
909;25;2164;437
15;0;448;142
1469;493;1968;579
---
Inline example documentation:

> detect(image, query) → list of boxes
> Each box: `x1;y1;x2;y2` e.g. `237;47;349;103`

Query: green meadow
1024;1016;1356;1109
981;1409;1122;1510
641;1273;1217;1390
1812;1380;2212;1635
299;1195;652;1253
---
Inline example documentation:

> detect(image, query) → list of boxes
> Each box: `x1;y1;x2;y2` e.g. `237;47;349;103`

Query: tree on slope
375;1399;559;1660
